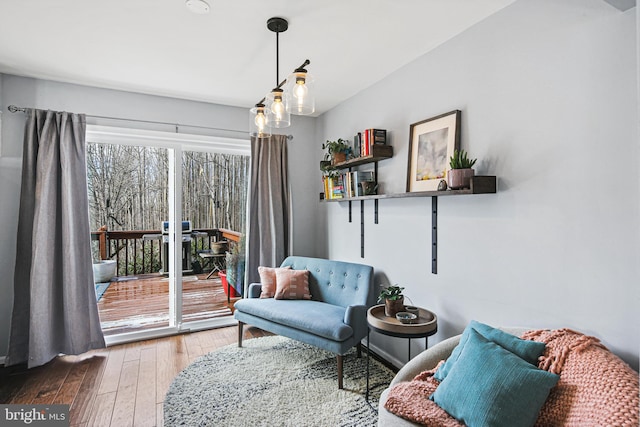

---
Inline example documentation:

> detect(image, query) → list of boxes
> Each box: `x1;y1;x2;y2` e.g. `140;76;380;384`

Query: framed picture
406;110;461;192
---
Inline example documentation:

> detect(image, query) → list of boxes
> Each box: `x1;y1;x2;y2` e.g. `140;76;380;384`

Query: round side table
366;304;438;400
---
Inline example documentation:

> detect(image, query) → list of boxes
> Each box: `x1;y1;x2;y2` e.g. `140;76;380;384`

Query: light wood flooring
0;325;272;427
98;273;239;335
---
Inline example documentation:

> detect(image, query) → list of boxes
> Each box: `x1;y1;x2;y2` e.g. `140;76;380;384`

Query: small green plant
323;169;339;178
449;149;477;169
322;138;351;160
377;285;404;302
320;160;332;172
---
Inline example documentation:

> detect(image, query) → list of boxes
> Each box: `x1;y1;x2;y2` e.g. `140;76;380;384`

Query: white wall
0;0;637;371
0;75;319;358
319;0;639;369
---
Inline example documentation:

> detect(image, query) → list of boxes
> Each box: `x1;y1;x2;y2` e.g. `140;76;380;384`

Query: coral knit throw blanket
384;329;639;426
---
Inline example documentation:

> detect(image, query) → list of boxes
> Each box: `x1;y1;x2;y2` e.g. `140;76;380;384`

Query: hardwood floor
0;325;272;426
98;273;239;335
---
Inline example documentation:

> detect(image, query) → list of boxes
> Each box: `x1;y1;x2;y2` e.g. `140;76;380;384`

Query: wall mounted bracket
325;176;497;271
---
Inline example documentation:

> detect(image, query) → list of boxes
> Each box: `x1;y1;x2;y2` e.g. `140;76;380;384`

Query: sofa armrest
344;305;368;340
390;334;461;387
247;283;262;299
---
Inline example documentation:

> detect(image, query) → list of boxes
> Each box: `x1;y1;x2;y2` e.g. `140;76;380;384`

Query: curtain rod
7;105;294;140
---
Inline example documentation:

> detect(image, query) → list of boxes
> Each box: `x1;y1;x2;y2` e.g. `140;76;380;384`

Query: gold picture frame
406;110;461;192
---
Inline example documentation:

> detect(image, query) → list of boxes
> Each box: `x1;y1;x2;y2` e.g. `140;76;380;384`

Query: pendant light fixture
249;17;315;137
287;63;315;116
265;17;291;129
249;102;271;138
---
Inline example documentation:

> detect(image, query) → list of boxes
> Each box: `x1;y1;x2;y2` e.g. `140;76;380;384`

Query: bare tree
87;144;248;234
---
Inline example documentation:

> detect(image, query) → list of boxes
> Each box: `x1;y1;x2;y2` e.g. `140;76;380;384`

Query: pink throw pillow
258;266;290;298
274;269;311;300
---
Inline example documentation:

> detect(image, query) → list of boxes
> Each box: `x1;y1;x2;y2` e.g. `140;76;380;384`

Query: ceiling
0;0;516;115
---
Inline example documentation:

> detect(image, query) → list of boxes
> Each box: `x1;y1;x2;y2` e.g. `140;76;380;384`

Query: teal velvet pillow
430;329;559;427
434;320;545;381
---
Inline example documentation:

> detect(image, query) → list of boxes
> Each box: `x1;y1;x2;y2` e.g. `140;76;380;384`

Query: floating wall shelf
323;175;496;202
324;145;393;170
323;176;497;274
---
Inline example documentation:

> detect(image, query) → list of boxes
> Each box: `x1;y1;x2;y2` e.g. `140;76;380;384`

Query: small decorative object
322;138;351;165
396;311;418;324
319;160;331;171
404;305;420;317
447;148;477;190
407;110;461;192
378;285;405;317
360;181;378;196
437;179;448;191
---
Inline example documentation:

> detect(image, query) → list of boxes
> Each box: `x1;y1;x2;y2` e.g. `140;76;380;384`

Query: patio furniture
198;251;226;279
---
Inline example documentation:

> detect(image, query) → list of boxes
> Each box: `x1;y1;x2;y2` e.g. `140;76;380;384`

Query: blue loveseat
234;256;375;389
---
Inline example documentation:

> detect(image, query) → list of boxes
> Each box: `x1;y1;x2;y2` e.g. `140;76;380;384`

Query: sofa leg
357;342;362;358
337;355;344;389
238;321;244;347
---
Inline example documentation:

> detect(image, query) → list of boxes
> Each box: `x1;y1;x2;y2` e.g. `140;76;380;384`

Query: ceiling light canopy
249;17;315;138
185;0;210;14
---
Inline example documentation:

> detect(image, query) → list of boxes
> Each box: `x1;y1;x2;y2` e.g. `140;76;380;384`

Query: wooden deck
98;273;239;335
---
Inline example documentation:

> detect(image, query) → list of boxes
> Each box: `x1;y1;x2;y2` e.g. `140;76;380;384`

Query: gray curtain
6;109;105;368
246;134;291;285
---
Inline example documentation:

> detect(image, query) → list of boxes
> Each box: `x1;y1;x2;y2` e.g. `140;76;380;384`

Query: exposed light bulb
255;111;267;131
286;68;314;116
272;98;285;120
250;103;271;136
293;82;308;103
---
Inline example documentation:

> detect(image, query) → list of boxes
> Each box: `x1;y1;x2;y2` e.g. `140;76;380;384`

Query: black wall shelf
324;145;393;170
323;176;497;273
323;175;496;202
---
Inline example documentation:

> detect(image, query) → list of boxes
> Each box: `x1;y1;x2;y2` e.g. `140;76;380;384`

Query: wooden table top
367;304;437;337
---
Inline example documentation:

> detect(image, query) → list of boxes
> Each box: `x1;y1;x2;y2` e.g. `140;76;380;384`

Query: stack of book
323;175;344;200
323;171;375;199
353;129;387;158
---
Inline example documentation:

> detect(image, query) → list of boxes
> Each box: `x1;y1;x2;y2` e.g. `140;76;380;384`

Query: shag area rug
164;335;396;426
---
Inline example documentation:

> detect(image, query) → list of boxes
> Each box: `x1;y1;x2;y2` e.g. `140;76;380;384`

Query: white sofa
377;327;527;426
378;326;639;427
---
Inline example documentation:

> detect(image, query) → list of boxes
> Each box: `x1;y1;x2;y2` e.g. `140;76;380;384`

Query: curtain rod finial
8;105;27;113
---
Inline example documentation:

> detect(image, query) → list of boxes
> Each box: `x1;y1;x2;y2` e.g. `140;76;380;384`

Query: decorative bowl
395;311;418;324
404;306;420;316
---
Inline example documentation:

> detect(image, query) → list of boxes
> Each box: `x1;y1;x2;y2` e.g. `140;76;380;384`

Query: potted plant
320;159;332;172
378;285;405;317
225;235;245;298
322;138;351;165
447;149;477;190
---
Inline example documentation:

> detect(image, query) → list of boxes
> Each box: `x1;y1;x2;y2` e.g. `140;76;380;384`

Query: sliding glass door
87;142;174;335
86;126;250;343
180;149;249;325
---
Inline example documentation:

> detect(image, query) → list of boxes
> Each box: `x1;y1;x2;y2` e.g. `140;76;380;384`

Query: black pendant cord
275;31;280;87
255;17;311;106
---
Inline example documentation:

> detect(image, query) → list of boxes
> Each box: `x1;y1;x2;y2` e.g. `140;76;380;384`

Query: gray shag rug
163;335;396;426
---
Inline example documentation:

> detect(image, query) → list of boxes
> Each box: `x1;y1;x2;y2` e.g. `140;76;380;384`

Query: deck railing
90;227;241;276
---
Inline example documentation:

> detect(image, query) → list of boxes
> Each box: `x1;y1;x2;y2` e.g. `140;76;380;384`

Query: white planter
93;260;117;283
